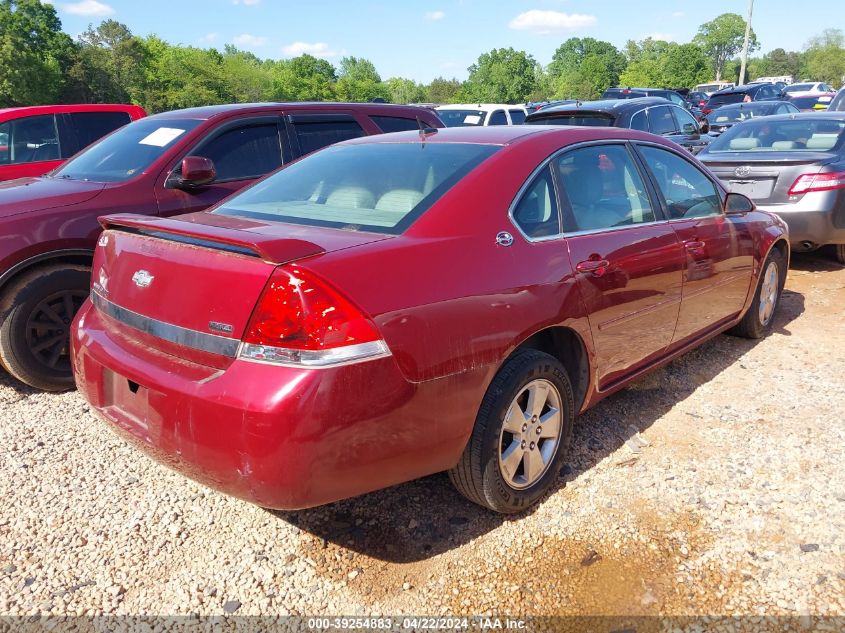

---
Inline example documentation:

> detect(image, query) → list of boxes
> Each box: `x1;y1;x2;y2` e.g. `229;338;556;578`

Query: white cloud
198;33;218;44
281;41;344;59
425;10;445;21
232;33;268;47
232;0;260;5
60;0;115;16
508;10;596;35
672;11;685;18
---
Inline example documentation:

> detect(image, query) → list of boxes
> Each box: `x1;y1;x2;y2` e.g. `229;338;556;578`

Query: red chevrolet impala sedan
71;127;789;513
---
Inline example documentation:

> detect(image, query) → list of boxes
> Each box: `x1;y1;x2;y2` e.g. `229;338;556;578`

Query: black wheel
0;265;90;391
728;248;785;339
448;350;574;513
834;244;845;265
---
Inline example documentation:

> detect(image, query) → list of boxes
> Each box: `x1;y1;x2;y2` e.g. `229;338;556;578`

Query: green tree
270;54;337;101
757;48;804;80
425;76;462;103
221;46;272;103
693;13;758;81
548;38;626;99
804;29;845;86
463;47;538;103
335;56;384;102
384;77;424;104
0;0;74;106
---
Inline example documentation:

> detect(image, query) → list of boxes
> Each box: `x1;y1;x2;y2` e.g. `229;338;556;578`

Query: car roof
0;103;144;117
338;124;658;147
148;102;438;121
530;97;669;117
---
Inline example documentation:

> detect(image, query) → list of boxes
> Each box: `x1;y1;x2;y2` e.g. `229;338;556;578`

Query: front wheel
0;265;90;391
448;350;574;513
728;248;785;339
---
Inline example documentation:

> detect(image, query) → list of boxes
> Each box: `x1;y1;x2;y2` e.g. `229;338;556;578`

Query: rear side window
370;116;422;133
0;115;59;165
639;145;722;219
556;144;655;232
512;167;559;238
292;120;366;155
69;111;132;155
648;106;677;135
508;110;527;125
193;124;282;181
488;110;508;126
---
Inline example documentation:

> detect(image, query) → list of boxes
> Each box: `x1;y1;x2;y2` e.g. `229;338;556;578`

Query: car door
671;106;710;154
634;143;754;345
155;115;287;217
555;142;685;389
0;114;62;181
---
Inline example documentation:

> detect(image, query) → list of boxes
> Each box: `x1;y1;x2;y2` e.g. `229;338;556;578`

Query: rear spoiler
99;214;325;264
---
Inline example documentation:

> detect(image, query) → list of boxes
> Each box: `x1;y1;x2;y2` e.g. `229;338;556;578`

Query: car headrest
771;141;797;150
729;137;761;150
806;135;838;150
325;186;376;209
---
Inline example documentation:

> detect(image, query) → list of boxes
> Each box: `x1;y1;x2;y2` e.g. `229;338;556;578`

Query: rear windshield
527;113;613;127
214;142;499;234
783;83;815;93
52;118;202;182
707;93;745;107
706;104;776;124
789;95;832;109
708;118;845;152
602;90;646;99
437;110;487;127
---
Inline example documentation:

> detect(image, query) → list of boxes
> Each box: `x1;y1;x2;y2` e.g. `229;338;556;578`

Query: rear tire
0;265;90;391
728;248;785;339
834;244;845;265
448;350;574;513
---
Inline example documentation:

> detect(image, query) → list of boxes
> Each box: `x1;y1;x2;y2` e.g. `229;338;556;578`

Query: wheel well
771;239;790;268
0;253;93;300
516;326;590;411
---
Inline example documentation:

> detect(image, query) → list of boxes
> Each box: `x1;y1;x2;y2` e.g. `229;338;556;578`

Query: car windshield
707;104;776;124
437;110;488;127
783;83;815;93
707;93;745;107
213;142;499;234
707;118;845;152
527;113;613;127
52;118;203;182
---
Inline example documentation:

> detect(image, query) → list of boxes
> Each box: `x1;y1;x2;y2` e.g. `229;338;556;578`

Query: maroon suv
0;102;443;391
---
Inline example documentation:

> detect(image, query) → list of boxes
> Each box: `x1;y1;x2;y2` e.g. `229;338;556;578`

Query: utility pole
738;0;754;85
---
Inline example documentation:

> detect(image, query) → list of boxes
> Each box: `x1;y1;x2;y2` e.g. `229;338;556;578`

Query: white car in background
782;82;836;98
436;104;527;127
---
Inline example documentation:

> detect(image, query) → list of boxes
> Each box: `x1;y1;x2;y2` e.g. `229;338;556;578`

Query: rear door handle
576;259;610;277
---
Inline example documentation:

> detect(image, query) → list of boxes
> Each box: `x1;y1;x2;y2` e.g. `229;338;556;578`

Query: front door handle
684;240;706;251
576;258;610;277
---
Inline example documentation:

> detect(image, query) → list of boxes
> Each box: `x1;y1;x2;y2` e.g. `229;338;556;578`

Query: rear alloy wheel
0;265;90;391
449;350;574;513
835;244;845;265
728;248;785;339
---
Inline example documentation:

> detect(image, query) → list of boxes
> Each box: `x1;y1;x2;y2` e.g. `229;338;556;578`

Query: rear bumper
71;300;480;509
755;202;845;249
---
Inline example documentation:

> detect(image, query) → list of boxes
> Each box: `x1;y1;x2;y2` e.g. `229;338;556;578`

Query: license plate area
102;368;163;438
728;179;774;199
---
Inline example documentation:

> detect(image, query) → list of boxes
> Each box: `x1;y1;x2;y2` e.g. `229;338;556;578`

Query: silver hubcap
758;261;779;326
498;379;562;490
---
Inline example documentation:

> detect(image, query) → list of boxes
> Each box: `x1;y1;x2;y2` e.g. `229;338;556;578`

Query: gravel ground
1;251;843;622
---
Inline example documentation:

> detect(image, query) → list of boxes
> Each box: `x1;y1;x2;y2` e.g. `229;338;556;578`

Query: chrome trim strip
91;291;240;358
238;340;392;368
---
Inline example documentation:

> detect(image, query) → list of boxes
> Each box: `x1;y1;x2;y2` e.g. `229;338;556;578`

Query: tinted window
648;106;677;135
0;115;59;165
437;109;486;127
630;110;648;131
69;111;132;154
191;124;282;181
666;93;686;107
707;93;745;107
830;90;845;112
292;120;366;156
508;110;527;125
639;146;721;218
52;118;203;183
215;143;498;235
489;110;508;126
512;168;559;238
556;144;655;232
528;113;612;127
370;116;422;133
708;118;845;152
674;107;700;134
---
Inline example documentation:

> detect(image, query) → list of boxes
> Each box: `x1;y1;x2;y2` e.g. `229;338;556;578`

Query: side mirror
682;122;699;135
175;156;216;188
725;192;755;214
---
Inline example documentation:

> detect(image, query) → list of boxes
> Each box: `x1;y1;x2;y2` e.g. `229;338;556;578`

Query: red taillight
788;171;845;195
243;266;381;351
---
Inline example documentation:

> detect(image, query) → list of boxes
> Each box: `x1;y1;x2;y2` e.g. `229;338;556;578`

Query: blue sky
48;0;835;83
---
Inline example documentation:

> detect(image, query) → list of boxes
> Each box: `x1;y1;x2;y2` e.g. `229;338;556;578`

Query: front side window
648;106;677;135
214;142;499;235
292;120;365;157
629;110;648;131
512;167;559;239
639;145;722;218
488;110;508;126
674;107;700;134
0;115;59;165
556;144;655;232
191;124;282;181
